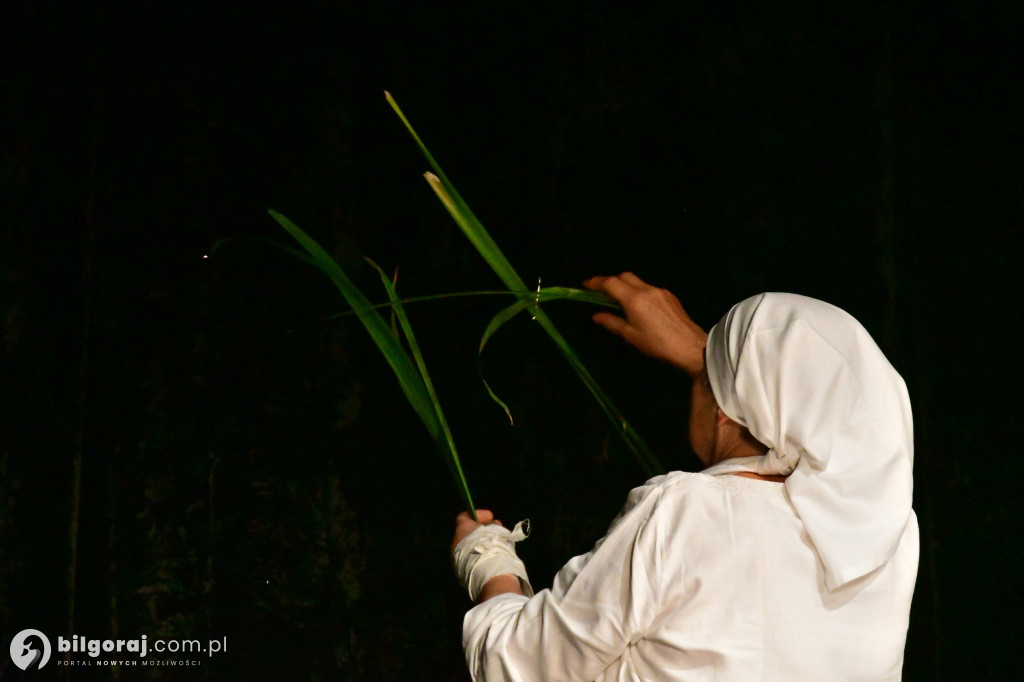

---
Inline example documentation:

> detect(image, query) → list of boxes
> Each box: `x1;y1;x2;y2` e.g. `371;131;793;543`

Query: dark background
2;1;1021;679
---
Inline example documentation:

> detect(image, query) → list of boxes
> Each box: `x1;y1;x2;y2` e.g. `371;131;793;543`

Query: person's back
629;472;918;680
452;276;919;681
464;470;918;681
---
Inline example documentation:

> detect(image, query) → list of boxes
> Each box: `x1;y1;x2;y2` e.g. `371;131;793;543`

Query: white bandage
453;520;534;601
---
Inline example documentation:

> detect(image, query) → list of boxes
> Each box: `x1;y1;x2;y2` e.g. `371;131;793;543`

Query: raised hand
583;272;708;378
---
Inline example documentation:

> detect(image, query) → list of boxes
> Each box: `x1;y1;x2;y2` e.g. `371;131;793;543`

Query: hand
451;510;524;602
450;509;503;559
583;272;708;378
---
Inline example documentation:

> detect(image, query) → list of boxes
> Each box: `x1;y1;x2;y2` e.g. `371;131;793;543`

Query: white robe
463;466;919;681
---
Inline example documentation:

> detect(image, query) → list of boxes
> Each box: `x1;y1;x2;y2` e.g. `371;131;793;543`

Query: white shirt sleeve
462;479;666;682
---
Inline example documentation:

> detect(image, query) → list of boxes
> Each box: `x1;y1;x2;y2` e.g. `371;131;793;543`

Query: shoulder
631;470;723;503
616;471;725;521
609;471;778;543
633;471;790;534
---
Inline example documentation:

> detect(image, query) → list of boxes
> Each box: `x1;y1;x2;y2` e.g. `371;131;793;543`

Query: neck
708;422;785;481
730;471;789;483
710;427;768;466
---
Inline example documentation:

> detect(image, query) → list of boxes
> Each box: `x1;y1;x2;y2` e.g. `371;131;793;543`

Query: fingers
618;272;645;287
587;273;648;342
584;272;650;299
584;271;646;286
585;276;640;313
455;509;497;525
586;272;647;287
601;277;639;303
591;311;631;338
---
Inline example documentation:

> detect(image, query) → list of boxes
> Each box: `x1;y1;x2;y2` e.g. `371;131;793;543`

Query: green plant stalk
386;93;664;477
267;210;477;518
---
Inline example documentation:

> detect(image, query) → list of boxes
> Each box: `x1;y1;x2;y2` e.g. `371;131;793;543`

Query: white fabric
454;521;534;601
705;293;915;589
463;470;919;681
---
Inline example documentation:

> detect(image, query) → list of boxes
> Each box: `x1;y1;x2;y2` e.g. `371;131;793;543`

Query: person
450;273;919;681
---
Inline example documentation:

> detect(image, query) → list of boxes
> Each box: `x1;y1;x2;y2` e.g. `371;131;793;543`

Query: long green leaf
477;287;624;355
320;287;619;322
386;94;664;477
210;235;320;269
476;298;533;425
267;210;483;512
366;258;476;519
310;285;619;431
474;295;659;477
421;173;528;294
475;289;617;424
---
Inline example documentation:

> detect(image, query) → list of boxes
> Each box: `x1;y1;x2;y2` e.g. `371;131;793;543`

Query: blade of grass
422;172;528;293
211;235;321;270
267;210;477;515
320;287;619;322
311;285;619;430
387;267;400;338
476;298;533;425
315;285;618;432
366;258;476;518
430;170;663;475
268;211;438;438
431;171;663;477
475;296;661;477
386;93;664;476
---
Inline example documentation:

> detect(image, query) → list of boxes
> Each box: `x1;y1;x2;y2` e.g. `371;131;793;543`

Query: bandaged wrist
453;520;534;601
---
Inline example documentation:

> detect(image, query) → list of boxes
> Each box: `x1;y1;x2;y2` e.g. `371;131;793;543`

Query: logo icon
10;629;51;670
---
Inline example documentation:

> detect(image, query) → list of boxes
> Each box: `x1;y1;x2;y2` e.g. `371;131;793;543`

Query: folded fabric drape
705;293;914;590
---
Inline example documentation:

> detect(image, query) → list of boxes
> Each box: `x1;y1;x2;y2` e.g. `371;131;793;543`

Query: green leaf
477;289;615;355
210;235;320;268
477;298;533;425
267;210;477;516
366;258;476;519
386;93;664;477
320;287;618;322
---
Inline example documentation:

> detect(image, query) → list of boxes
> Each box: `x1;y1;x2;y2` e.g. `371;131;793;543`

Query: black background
2;1;1021;679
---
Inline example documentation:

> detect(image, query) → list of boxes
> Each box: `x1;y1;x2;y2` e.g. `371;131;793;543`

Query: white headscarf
705;293;914;590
